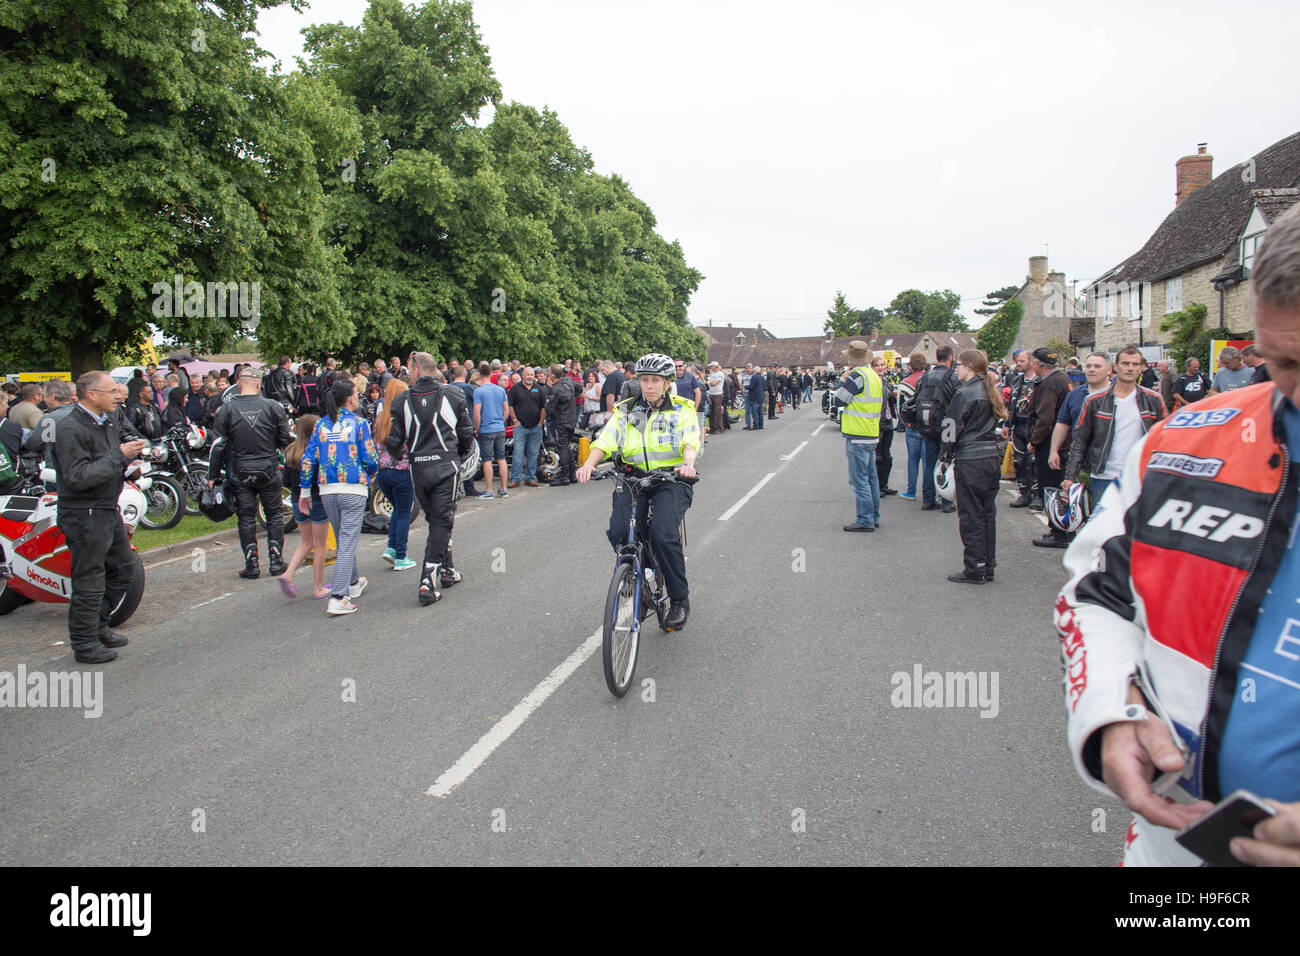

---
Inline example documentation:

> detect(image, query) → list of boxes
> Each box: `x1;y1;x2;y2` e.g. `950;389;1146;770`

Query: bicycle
602;466;698;697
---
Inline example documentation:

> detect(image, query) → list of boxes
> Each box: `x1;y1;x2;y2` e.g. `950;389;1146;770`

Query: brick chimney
1047;269;1066;288
1176;143;1213;207
1028;256;1048;284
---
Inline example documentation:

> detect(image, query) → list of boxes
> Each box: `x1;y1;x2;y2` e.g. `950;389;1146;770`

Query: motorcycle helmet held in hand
934;460;956;502
1046;483;1089;534
199;482;234;522
458;440;480;485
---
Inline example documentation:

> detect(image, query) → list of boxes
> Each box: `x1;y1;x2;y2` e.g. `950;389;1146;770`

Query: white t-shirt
1098;389;1141;479
708;372;725;396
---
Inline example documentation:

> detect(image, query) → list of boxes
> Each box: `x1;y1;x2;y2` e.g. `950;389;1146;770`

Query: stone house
1086;133;1300;354
1001;255;1089;357
700;328;978;370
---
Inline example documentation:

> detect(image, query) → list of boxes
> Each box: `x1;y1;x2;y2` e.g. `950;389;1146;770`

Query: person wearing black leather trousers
52;371;147;663
1003;349;1038;508
1026;346;1072;548
545;364;578;486
384;352;476;605
208;367;293;579
870;354;898;495
940;350;1009;583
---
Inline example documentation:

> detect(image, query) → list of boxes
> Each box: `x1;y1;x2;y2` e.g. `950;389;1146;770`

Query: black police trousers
58;506;134;652
876;425;894;489
607;480;693;600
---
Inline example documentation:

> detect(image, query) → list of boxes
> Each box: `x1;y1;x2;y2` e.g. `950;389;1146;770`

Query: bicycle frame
613;471;666;626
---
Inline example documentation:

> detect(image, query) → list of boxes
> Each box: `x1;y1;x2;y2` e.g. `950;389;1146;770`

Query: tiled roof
1105;131;1300;284
1253;187;1300;225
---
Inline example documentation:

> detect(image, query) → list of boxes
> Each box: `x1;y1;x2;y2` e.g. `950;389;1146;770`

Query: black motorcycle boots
239;544;260;579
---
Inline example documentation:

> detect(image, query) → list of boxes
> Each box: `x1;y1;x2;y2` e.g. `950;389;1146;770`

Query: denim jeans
510;424;543;482
845;437;881;528
376;468;413;559
921;435;941;504
1088;476;1114;509
905;427;925;496
802;386;812;403
745;398;764;428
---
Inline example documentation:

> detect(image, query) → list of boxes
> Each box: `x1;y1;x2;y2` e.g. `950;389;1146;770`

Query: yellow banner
18;371;72;382
880;349;897;369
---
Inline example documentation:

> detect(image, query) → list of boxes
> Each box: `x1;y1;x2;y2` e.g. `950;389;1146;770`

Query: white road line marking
427;629;602;798
718;472;777;522
780;441;808;461
190;592;234;609
811;423;827;436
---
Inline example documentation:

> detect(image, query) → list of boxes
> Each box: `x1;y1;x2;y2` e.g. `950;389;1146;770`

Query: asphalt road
0;402;1127;865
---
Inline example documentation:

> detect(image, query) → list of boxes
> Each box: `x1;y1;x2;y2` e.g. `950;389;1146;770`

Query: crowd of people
4;203;1299;866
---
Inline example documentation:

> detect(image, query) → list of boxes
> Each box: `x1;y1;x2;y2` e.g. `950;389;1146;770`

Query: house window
1128;284;1143;324
1103;292;1115;326
883;338;893;348
1242;232;1265;277
1165;276;1182;314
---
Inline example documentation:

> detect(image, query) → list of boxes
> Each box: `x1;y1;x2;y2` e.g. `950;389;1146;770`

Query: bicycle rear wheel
602;560;640;697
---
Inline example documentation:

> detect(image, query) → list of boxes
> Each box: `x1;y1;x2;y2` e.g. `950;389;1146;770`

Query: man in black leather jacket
385;352;476;605
261;355;298;415
545;365;578;485
209;368;293;579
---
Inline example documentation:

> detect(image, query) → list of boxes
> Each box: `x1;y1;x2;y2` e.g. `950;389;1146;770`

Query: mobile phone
1175;789;1277;867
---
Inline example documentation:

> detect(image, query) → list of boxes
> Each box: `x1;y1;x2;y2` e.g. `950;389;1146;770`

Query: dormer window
1242;231;1265;277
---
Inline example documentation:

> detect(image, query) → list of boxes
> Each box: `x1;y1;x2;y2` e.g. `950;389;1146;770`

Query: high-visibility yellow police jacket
593;391;701;470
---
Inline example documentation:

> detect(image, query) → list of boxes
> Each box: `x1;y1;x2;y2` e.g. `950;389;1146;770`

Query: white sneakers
326;577;368;615
327;597;358;616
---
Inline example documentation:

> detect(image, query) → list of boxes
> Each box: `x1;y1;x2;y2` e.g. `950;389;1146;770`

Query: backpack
912;367;953;437
897;377;920;429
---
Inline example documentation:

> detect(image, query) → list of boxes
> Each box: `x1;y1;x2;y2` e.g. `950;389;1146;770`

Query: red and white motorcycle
0;466;149;623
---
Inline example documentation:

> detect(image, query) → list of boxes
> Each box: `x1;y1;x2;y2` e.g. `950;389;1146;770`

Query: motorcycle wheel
369;484;420;521
256;486;298;535
0;580;33;615
139;475;185;530
108;551;145;627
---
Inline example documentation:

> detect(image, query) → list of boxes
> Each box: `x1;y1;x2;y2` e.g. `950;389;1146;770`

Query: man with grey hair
23;379;76;483
1055;201;1300;866
1208;346;1254;395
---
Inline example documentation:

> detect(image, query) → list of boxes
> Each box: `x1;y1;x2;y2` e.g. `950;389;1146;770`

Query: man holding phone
1055;203;1300;866
53;371;147;664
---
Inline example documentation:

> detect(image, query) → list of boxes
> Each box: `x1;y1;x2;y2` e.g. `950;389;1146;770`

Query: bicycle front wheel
602;560;640;697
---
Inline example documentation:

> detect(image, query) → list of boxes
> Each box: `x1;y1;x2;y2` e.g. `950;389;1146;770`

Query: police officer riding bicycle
576;353;700;631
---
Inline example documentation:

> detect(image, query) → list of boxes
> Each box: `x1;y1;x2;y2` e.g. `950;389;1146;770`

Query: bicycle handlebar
617;466;699;488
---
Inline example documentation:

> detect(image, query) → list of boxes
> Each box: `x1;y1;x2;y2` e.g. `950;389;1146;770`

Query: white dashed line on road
780;441;808;461
811;423;828;436
427;628;602;798
717;472;777;522
190;592;234;610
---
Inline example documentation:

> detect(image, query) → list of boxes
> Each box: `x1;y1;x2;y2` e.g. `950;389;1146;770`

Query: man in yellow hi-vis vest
577;353;700;630
833;340;884;532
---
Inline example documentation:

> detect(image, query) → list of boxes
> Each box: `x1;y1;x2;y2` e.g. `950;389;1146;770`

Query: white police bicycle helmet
634;353;675;379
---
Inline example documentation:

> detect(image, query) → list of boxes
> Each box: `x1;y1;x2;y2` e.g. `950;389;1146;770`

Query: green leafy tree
974;284;1019;318
878;316;912;334
975;299;1023;360
824;290;857;336
884;288;969;333
856;306;885;337
1159;302;1216;372
0;0;354;374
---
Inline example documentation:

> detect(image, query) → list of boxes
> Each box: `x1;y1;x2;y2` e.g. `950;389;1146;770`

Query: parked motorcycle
0;467;149;623
151;423;211;518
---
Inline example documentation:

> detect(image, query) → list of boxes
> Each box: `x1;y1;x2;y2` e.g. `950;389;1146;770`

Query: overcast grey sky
256;0;1300;336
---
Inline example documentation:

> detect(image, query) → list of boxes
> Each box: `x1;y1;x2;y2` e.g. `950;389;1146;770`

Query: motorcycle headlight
122;503;139;525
